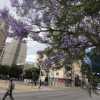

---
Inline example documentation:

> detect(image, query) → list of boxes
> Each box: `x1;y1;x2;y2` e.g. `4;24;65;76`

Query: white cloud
0;0;10;9
6;37;13;43
26;39;47;63
26;54;38;63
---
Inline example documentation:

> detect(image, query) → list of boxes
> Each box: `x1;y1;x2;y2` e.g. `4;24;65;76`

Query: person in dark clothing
38;79;42;88
2;79;15;100
88;83;92;97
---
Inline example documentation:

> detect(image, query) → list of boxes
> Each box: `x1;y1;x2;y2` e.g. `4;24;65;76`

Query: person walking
38;79;42;89
2;78;15;100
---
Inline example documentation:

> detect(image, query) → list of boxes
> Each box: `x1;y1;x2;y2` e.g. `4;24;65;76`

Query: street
0;88;100;100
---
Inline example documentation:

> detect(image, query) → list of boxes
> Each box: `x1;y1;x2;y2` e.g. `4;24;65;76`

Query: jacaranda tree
0;0;100;69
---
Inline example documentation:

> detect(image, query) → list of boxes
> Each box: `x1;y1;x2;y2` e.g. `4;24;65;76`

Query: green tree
8;0;100;71
9;65;23;79
0;65;10;77
24;67;39;81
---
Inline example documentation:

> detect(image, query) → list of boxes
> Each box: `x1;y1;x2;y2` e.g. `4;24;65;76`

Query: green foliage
82;0;100;15
24;67;40;81
47;0;100;60
9;0;100;71
0;65;10;76
81;62;90;76
9;65;23;78
0;64;23;79
65;65;72;71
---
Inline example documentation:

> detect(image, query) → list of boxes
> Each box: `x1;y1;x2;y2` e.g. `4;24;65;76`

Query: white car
95;83;100;94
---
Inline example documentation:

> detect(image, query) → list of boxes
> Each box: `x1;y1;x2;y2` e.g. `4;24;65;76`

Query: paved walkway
0;88;100;100
0;80;84;93
0;80;40;93
0;80;63;93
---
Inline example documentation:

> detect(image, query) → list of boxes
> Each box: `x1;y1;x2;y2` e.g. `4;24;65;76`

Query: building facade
1;38;27;66
48;60;82;87
49;67;65;87
0;19;8;62
37;52;82;87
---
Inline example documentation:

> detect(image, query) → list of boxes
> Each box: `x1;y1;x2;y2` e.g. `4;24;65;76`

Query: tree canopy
0;0;100;68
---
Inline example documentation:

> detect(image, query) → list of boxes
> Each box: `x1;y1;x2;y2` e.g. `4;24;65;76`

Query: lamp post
39;63;42;88
37;51;44;88
37;58;43;88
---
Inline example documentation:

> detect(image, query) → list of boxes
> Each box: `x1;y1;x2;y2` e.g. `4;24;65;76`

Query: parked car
95;83;100;94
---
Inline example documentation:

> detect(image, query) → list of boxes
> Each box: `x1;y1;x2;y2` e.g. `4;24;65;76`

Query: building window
56;72;59;76
41;71;44;76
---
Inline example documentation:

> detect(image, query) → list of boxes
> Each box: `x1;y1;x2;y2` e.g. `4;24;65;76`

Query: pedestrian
38;79;42;89
88;83;92;97
92;80;96;94
2;78;15;100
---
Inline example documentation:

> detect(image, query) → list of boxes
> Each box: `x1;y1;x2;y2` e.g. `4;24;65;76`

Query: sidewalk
0;80;40;93
0;80;63;93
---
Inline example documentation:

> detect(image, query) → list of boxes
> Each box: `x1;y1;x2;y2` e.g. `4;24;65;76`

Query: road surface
0;88;100;100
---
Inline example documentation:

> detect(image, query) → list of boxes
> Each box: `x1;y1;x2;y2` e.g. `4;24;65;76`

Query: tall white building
0;19;8;62
1;38;27;66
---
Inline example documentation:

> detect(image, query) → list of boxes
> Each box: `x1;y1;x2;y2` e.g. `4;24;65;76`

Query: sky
0;0;10;9
0;0;48;63
26;37;47;63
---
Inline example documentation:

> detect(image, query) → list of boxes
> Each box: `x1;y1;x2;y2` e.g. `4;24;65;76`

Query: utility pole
12;37;22;65
0;45;5;64
37;51;44;88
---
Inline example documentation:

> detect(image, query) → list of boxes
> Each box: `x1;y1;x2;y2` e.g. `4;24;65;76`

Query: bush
24;67;40;81
0;65;10;75
0;65;10;79
9;65;23;79
0;64;23;80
